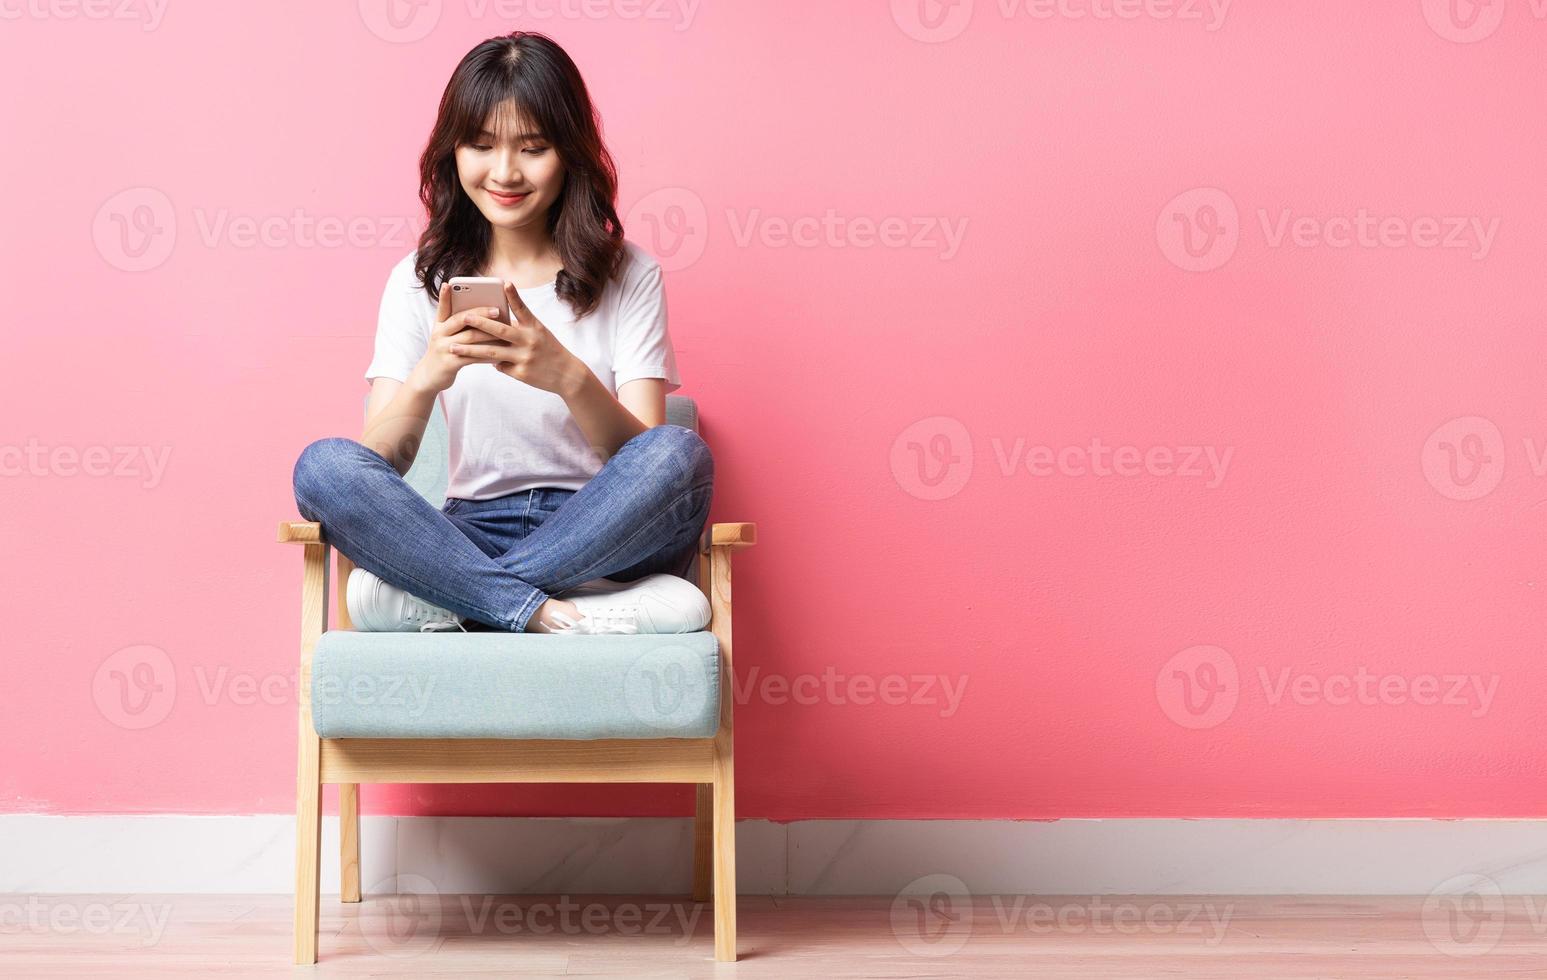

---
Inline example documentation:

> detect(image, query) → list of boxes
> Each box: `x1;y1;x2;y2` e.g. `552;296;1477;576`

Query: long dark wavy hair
413;32;624;319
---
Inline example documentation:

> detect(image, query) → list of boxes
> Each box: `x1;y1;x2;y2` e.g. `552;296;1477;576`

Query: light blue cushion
311;630;721;739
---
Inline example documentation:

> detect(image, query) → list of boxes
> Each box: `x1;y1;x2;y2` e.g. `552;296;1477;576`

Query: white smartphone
448;276;511;325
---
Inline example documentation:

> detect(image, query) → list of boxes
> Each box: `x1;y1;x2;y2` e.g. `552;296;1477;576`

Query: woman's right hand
411;282;513;393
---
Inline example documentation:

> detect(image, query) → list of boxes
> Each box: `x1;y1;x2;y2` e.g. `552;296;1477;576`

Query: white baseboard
4;815;1546;895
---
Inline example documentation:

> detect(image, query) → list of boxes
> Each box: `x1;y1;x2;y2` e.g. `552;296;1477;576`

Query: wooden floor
3;893;1545;977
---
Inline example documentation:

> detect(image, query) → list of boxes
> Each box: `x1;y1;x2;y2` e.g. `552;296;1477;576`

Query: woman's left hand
449;280;586;396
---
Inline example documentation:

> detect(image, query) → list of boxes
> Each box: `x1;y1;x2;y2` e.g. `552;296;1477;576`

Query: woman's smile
487;188;529;207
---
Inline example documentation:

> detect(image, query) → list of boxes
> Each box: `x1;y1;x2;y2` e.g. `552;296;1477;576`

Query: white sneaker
547;573;710;635
346;567;467;633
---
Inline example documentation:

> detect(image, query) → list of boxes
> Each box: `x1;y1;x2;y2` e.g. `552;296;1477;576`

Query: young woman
291;32;714;636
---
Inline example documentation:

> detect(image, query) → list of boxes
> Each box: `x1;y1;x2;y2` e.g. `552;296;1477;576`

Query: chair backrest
363;392;701;510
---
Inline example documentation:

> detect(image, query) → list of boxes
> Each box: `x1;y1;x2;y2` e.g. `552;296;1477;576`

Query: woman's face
455;102;565;233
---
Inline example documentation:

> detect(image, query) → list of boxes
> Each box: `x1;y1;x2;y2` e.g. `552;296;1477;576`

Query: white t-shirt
365;239;682;500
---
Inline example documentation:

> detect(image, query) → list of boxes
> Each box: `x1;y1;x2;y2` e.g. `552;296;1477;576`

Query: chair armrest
278;521;324;544
701;523;755;552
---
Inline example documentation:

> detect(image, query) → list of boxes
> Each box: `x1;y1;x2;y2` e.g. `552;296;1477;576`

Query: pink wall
3;2;1545;820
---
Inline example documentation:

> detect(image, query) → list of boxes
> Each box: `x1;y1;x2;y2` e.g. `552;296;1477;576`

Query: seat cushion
310;630;721;739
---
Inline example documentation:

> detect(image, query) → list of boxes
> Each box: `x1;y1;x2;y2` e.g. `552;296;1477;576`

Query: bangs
452;80;552;147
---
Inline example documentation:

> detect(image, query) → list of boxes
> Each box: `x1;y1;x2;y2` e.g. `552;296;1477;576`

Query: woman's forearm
560;364;647;463
361;369;439;477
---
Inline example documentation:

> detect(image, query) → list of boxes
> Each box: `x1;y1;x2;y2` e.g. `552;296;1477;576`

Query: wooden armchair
277;395;753;963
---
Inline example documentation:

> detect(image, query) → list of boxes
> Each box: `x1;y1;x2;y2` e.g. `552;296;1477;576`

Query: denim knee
293;436;369;506
632;424;714;488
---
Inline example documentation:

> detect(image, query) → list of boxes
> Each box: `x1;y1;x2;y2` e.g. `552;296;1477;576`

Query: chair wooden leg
712;745;737;961
293;539;328;965
294;728;322;964
692;783;712;902
340;782;361;903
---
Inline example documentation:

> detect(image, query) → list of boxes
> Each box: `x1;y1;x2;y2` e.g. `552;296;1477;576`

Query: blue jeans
291;424;714;632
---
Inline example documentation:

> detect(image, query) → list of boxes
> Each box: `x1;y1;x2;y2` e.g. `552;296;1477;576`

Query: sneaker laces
547;605;640;635
404;597;467;633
